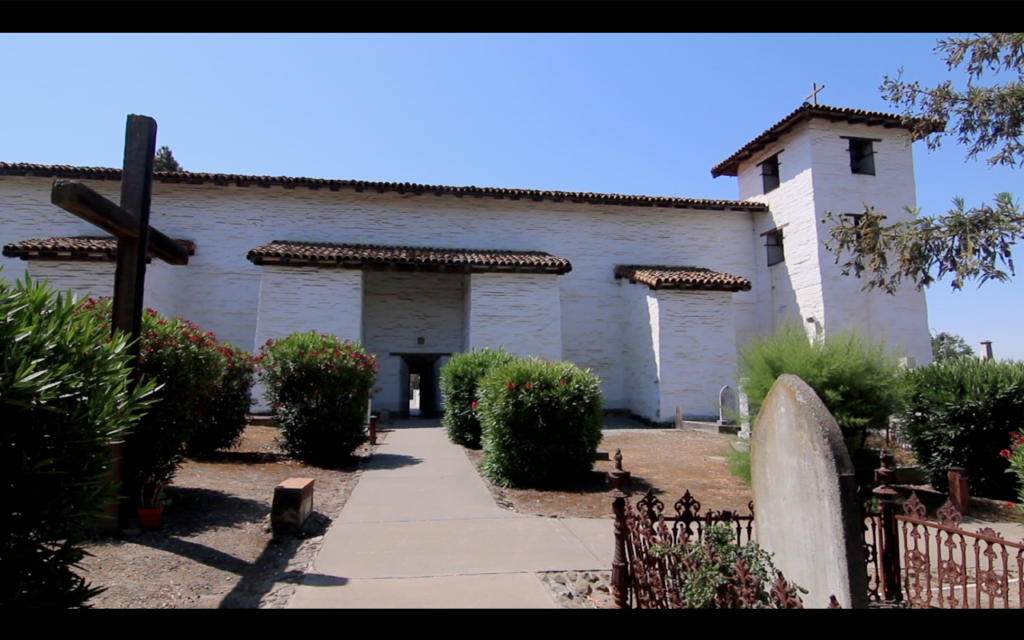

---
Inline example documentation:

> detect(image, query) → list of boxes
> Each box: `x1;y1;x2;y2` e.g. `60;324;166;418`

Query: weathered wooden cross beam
49;114;190;532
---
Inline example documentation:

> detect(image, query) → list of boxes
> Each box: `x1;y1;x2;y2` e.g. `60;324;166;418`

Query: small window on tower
847;138;876;175
844;213;865;242
759;153;781;193
765;228;784;267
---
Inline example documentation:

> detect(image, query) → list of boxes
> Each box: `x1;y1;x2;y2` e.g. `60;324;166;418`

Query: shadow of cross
48;115;191;533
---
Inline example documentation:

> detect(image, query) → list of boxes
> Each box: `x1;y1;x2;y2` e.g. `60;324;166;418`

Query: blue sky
2;33;1020;359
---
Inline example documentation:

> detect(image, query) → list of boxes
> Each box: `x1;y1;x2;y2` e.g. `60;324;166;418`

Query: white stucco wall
806;121;932;365
734;119;932;366
2;173;758;411
362;271;466;412
251;266;362;411
738;125;823;340
656;290;737;422
620;279;660;421
466;272;562;363
25;261;115;303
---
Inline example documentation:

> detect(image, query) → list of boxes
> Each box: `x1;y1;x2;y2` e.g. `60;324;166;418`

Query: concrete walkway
288;422;613;608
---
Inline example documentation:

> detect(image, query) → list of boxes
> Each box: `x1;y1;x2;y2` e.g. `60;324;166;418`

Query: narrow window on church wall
765;228;784;267
843;213;865;243
844;137;878;175
759;153;781;193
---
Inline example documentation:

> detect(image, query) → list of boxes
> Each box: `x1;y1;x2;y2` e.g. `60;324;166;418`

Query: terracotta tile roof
247;241;572;274
3;236;196;261
615;265;751;292
710;103;945;178
0;162;768;213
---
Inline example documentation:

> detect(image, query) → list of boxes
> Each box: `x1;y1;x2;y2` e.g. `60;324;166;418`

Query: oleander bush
257;331;377;465
186;343;256;456
897;358;1024;499
477;357;603;488
440;348;516;448
2;275;153;608
1004;430;1024;518
76;299;231;506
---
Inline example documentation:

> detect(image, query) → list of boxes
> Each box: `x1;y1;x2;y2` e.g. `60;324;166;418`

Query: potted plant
137;478;171;530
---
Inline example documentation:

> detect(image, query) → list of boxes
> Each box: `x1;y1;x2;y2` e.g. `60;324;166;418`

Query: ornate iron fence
609;465;810;609
867;456;1024;609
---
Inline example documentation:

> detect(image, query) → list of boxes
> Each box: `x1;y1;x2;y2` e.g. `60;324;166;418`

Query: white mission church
1;103;933;422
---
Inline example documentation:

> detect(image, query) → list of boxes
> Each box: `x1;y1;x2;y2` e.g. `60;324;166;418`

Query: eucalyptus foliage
1;274;153;608
825;33;1024;293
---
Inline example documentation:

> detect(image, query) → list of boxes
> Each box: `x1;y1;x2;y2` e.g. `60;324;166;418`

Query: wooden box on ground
272;477;314;535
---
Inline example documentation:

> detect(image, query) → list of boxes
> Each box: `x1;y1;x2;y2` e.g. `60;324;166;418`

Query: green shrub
257;332;378;465
652;524;804;608
897;358;1024;500
1005;431;1024;518
477;357;603;488
737;323;902;457
2;275;153;608
440;348;516;448
725;445;751;487
76;300;225;506
187;343;255;456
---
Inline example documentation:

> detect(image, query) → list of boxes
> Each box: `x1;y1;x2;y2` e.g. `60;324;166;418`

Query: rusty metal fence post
608;449;631;609
611;488;630;609
873;452;903;604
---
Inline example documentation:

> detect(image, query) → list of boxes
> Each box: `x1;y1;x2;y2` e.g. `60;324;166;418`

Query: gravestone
750;374;867;609
717;385;739;433
738;380;751;440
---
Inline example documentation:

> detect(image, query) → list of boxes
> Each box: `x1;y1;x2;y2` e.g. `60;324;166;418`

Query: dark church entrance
393;353;449;418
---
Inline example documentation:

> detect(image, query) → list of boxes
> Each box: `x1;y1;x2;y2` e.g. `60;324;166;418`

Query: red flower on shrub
506;381;515;390
471;401;477;409
525;382;531;389
1000;449;1013;459
557;380;565;386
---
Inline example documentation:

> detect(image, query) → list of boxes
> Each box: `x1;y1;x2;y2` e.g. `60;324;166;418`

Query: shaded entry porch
392;352;449;418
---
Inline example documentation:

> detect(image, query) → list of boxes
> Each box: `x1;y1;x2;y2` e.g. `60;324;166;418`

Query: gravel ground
74;425;383;609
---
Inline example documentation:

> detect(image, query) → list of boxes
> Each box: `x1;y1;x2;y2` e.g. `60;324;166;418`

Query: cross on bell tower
805;83;825;106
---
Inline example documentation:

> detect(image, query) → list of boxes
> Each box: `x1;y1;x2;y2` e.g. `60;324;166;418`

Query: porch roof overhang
2;236;196;262
615;265;752;292
247;241;572;275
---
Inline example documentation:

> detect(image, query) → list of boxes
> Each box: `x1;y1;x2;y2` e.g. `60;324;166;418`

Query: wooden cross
49;115;190;532
805;82;825;106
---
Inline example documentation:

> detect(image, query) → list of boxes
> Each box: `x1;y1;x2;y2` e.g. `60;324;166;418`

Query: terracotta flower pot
137;506;164;531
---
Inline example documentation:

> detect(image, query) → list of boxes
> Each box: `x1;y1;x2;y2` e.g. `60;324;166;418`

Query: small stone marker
947;467;970;515
738;378;751;440
718;385;737;424
750;374;867;609
717;385;740;434
271;477;314;536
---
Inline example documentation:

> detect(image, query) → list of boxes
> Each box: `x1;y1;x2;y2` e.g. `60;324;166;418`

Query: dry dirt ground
464;428;754;519
75;425;382;609
73;420;1018;609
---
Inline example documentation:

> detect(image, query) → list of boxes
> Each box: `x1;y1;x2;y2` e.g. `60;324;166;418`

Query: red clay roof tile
615;265;751;292
710;103;944;178
247;241;572;274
